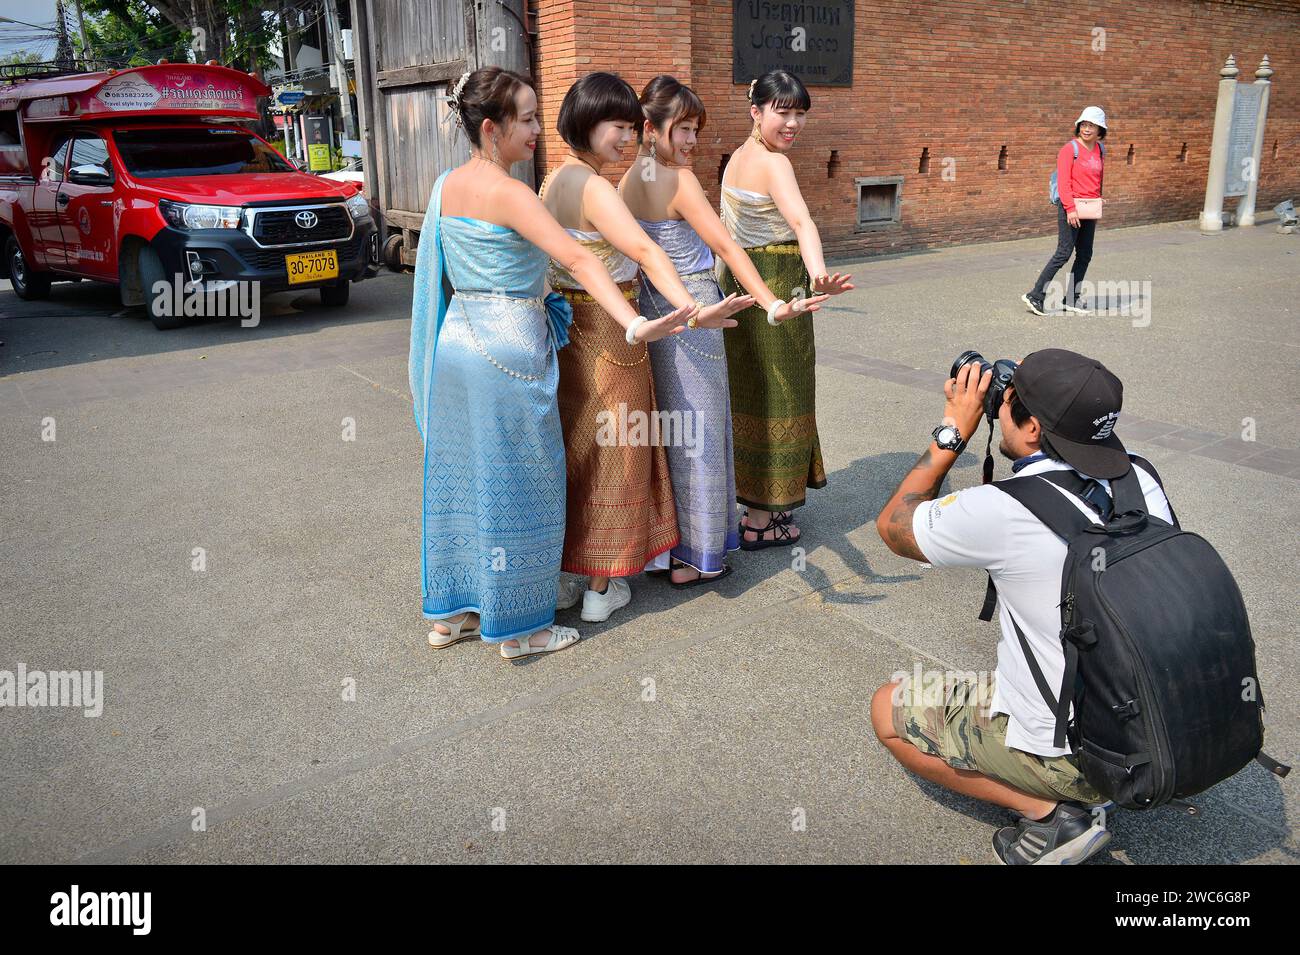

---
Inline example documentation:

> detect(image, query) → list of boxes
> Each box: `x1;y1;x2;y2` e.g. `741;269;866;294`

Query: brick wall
531;0;1300;258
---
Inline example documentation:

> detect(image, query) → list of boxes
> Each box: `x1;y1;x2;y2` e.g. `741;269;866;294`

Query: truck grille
252;206;351;244
244;235;367;274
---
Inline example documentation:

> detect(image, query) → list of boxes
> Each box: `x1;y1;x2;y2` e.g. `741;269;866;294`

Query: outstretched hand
812;272;854;296
635;303;694;342
694;293;751;329
774;293;831;323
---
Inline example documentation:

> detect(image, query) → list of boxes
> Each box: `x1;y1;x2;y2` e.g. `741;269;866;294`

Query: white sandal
499;624;580;660
428;612;481;649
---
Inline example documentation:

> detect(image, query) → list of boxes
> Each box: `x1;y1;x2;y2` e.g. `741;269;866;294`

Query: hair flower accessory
445;70;472;130
747;78;757;101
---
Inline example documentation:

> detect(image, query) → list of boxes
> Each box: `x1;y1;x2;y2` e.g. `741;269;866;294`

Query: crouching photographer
870;348;1176;864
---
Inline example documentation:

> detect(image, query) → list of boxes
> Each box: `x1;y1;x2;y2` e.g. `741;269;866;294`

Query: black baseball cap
1012;348;1130;479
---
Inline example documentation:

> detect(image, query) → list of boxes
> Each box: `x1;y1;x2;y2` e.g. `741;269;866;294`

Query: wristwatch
932;423;967;454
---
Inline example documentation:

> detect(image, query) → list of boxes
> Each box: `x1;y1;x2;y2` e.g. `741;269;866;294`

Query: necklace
569;153;602;175
471;151;509;173
641;146;683;170
751;124;777;152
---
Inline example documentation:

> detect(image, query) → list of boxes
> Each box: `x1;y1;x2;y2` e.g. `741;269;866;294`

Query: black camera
950;351;1018;421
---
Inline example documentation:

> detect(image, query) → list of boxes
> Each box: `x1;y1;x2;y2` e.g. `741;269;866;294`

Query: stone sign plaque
732;1;854;87
1224;83;1263;198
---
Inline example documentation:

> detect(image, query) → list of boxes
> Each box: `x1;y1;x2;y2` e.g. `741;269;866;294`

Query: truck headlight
345;193;372;221
160;200;242;230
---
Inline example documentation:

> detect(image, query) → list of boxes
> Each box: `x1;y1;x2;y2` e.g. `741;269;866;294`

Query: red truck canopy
0;63;268;121
0;63;269;177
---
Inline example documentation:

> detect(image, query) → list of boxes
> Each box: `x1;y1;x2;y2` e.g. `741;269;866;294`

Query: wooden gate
349;0;532;267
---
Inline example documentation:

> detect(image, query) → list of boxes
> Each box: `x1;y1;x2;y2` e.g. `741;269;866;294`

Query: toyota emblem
295;211;319;229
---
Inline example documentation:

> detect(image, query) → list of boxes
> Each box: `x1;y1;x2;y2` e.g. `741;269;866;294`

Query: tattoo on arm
880;448;948;562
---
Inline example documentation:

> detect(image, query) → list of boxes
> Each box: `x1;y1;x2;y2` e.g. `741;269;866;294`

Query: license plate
285;249;339;284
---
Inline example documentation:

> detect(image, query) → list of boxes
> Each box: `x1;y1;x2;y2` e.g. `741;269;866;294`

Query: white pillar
1200;55;1239;234
1236;55;1274;227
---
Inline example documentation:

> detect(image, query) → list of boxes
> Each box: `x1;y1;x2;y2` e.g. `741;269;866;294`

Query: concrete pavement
1;214;1296;863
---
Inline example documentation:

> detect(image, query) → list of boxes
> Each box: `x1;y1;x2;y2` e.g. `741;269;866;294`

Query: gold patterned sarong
556;280;679;576
719;242;827;510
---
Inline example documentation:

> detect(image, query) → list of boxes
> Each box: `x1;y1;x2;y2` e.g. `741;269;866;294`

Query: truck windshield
113;127;294;178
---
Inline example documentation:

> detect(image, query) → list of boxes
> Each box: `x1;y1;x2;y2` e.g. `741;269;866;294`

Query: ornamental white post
1236;55;1273;227
1200;55;1239;234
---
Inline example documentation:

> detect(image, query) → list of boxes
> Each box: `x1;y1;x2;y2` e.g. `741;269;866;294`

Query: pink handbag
1074;197;1103;220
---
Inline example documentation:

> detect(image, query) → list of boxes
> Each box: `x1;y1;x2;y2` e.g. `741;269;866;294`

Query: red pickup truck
0;63;378;328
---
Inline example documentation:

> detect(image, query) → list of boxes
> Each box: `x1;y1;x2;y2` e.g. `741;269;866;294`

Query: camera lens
950;350;991;381
950;351;1019;420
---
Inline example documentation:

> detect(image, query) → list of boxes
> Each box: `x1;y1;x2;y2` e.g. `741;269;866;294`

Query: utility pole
53;0;76;70
322;0;357;140
71;0;94;69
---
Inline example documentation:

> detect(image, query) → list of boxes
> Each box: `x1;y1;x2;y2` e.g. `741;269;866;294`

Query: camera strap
981;418;995;485
975;418;998;619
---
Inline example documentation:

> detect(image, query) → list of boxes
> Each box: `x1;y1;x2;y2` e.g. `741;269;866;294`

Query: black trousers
1030;203;1097;301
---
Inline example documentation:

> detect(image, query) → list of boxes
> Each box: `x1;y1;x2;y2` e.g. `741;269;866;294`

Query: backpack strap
993;474;1095;541
988;475;1102;747
1038;470;1114;521
977;473;1094;622
1127;454;1179;527
1256;752;1292;778
1109;466;1148;520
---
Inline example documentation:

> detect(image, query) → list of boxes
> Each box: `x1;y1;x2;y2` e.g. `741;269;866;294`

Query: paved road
1;216;1296;863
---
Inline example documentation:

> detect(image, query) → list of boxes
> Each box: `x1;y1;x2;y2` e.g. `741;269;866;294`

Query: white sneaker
556;575;585;611
581;577;632;622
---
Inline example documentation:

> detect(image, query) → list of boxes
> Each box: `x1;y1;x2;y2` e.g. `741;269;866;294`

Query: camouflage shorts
891;674;1103;804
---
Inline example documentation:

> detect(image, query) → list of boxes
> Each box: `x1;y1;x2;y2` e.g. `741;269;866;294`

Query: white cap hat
1075;106;1107;129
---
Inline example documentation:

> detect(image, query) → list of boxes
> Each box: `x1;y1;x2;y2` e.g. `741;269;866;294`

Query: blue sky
1;0;65;60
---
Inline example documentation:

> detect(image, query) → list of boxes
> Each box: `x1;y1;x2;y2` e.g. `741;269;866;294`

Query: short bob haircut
750;70;811;112
638;75;707;143
1075;120;1108;140
556;72;643;152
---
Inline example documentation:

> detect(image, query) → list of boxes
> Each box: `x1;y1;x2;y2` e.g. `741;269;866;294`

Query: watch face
936;426;957;444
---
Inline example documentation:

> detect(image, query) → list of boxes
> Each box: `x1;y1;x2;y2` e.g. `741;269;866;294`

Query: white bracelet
766;299;786;326
625;315;648;344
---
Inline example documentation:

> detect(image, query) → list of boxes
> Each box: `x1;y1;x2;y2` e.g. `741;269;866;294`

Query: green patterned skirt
719;242;827;511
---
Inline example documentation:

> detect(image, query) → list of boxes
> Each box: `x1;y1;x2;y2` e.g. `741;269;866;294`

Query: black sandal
739;517;801;551
670;562;733;589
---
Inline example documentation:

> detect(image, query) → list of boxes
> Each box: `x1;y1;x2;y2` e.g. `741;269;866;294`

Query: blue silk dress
409;170;572;643
636;217;740;573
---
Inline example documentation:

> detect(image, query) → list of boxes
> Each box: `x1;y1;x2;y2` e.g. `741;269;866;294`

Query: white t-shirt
911;455;1174;758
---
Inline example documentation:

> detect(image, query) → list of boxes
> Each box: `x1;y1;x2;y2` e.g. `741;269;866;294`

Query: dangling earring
490;136;502;167
751;122;763;145
648;133;658;161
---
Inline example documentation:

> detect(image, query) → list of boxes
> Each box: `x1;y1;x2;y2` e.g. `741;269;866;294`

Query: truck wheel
5;236;52;300
319;281;350;307
383;234;405;272
138;245;186;330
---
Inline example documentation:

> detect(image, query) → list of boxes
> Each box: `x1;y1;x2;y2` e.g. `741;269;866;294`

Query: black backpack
981;456;1288;809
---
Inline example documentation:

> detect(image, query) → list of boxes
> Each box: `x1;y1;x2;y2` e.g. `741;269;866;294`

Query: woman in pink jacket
1023;107;1107;316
